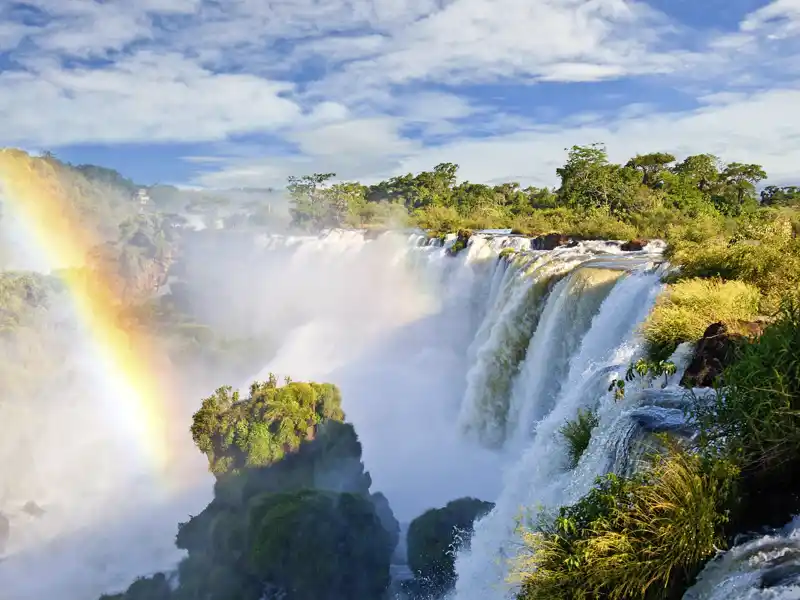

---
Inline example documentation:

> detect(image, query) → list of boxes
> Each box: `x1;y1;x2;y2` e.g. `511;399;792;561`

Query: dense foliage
6;147;800;600
102;380;399;600
405;497;495;597
513;449;734;600
284;144;798;239
190;376;345;475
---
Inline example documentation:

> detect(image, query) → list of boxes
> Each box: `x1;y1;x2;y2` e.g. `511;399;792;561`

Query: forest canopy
284;144;800;238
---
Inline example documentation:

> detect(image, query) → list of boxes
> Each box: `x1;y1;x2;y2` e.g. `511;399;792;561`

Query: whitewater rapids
1;227;789;599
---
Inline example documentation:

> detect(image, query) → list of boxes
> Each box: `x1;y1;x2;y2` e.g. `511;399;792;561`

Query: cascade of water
683;516;800;600
451;263;666;600
0;225;670;599
457;252;583;448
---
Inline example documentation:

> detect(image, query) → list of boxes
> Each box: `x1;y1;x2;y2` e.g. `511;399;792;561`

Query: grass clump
560;408;599;469
512;446;735;600
641;278;761;361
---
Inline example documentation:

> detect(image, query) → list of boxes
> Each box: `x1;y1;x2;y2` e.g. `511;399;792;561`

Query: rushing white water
451;254;668;600
0;226;674;598
684;517;800;600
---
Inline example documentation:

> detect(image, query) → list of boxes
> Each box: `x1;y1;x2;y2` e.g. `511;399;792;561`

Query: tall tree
287;172;337;230
761;185;800;206
626;152;676;188
672;154;721;194
720;162;768;207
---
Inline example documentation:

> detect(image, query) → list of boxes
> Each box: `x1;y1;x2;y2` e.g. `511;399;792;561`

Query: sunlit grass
641;278;760;360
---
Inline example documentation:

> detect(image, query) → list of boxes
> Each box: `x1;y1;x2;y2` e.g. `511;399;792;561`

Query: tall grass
512;447;734;600
580;451;732;599
667;213;800;313
560;408;599;469
641;278;761;360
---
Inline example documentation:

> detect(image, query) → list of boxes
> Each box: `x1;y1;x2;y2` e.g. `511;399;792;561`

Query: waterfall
683;516;800;599
451;259;667;600
0;226;673;599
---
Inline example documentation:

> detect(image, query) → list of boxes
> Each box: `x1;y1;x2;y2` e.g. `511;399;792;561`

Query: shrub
693;299;800;474
190;378;345;475
512;447;734;600
560;408;599;468
447;229;473;256
667;214;800;313
641;278;760;360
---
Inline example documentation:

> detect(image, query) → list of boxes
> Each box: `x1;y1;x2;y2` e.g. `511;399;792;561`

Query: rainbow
0;148;177;485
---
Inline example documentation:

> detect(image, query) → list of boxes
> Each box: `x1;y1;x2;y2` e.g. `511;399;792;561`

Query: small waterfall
683;517;800;599
451;263;666;600
457;251;582;447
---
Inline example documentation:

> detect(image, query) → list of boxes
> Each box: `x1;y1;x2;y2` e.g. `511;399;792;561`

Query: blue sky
1;0;799;189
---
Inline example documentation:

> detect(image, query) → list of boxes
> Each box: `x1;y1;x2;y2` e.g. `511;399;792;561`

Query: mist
0;199;507;599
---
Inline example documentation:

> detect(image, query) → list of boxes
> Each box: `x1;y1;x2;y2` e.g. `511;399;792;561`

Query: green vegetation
406;497;495;597
665;212;800;313
641;278;761;361
2;150;141;240
691;301;800;532
512;448;735;600
515;258;800;599
285;144;796;242
103;379;399;600
6;146;798;600
560;408;599;468
504;145;800;600
0;272;59;332
190;376;345;476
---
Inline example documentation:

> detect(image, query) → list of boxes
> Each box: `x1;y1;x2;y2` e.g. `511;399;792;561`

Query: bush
190;378;345;475
693;300;800;475
667;214;800;313
641;278;761;360
248;490;393;600
512;447;734;600
560;408;599;469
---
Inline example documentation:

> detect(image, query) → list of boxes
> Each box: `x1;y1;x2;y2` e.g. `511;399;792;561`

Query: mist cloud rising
0;207;508;598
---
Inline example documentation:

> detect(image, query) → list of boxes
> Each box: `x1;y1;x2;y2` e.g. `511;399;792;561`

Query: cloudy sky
0;0;798;188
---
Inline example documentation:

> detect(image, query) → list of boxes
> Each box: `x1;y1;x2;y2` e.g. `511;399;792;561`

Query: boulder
620;239;647;251
531;233;569;250
680;322;745;388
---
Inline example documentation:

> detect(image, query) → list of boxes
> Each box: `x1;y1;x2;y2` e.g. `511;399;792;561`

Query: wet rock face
680;322;746;388
620;239;647;251
531;233;569;250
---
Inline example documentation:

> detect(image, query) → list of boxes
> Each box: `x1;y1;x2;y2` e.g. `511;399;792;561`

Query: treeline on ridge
285;144;800;240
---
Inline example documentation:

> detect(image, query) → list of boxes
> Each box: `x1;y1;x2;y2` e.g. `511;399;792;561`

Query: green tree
556;144;640;213
190;378;345;475
719;162;767;211
287;172;337;230
761;185;800;206
625;152;675;188
672;154;721;194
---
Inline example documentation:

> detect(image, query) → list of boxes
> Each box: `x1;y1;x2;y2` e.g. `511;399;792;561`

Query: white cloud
192;87;800;188
0;52;301;146
0;0;798;189
741;0;800;35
